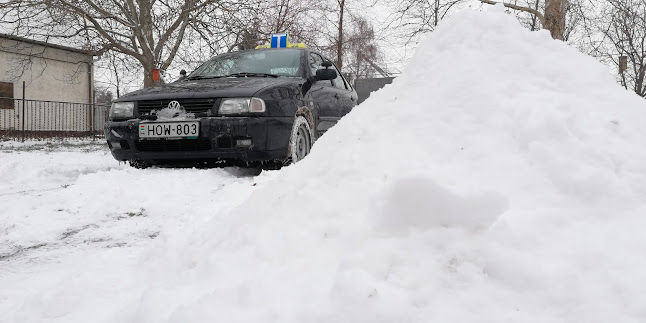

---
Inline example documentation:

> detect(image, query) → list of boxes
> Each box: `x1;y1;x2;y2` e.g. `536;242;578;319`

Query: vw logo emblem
167;100;181;110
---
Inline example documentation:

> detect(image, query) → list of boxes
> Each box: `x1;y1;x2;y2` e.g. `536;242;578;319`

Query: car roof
223;47;328;59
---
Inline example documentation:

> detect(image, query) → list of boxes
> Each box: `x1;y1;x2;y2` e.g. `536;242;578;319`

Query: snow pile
120;7;646;323
16;7;645;323
154;106;195;120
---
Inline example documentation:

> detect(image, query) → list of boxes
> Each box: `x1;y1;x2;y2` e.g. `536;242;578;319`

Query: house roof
0;33;95;56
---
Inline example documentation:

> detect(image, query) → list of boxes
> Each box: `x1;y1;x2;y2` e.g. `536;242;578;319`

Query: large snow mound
123;8;646;322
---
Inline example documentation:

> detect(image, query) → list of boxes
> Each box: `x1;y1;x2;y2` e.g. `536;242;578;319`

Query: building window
0;82;14;109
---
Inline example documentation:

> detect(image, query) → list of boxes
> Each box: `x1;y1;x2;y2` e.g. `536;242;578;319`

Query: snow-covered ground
3;5;646;323
0;141;270;322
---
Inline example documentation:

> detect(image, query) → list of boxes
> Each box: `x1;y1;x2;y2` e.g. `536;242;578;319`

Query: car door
307;52;343;136
329;62;358;117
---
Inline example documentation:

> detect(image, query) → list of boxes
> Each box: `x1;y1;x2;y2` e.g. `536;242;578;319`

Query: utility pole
337;0;345;71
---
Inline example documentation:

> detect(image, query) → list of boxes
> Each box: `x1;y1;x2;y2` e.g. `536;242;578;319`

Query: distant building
0;34;95;133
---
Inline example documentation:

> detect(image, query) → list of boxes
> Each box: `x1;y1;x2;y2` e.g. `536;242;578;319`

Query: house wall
0;37;93;131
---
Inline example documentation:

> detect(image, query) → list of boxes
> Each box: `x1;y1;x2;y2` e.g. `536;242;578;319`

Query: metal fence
0;97;110;140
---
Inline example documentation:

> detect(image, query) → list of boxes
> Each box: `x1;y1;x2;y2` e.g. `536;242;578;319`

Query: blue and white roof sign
255;34;306;49
270;33;289;48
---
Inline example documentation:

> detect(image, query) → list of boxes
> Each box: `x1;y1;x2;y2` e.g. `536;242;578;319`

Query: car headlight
110;102;135;119
219;98;266;114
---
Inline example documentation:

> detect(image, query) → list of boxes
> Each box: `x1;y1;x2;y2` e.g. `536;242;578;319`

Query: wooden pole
21;81;25;142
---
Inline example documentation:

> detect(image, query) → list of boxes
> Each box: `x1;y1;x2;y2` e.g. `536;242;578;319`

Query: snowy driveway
0;141;266;322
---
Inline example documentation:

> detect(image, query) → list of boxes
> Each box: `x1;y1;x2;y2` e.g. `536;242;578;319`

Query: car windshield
187;49;302;79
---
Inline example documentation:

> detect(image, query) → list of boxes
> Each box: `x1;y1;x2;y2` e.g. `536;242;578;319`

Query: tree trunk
337;0;345;71
544;0;566;40
636;66;645;96
434;0;439;27
529;0;540;31
143;71;154;88
111;57;121;98
138;0;157;87
142;59;155;88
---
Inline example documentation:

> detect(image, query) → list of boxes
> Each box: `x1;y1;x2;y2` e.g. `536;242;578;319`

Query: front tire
287;116;313;164
128;159;151;169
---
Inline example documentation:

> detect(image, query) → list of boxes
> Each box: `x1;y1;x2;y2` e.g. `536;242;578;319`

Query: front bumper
105;117;293;164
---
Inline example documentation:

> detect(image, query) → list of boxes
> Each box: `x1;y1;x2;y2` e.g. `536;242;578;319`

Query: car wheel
128;159;151;169
288;115;313;164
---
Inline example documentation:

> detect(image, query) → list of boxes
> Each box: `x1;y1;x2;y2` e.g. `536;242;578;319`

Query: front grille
136;139;212;152
137;99;217;115
217;136;233;148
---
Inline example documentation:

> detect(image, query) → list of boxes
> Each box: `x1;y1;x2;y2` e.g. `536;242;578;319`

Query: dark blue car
105;46;357;169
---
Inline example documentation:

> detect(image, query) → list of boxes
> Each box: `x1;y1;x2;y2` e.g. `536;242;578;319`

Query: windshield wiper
224;72;279;78
185;75;225;80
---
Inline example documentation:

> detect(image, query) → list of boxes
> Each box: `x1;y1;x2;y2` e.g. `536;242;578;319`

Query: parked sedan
105;46;357;169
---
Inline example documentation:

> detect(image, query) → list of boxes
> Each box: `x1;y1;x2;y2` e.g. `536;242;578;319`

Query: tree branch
479;0;546;25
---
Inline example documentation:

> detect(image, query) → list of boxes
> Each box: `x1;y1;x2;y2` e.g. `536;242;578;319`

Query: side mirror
177;69;188;81
302;61;337;95
316;68;337;81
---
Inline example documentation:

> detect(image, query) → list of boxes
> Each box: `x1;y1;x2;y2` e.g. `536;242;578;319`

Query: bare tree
508;0;586;42
479;0;567;40
585;0;646;97
94;86;114;105
543;0;567;39
241;0;321;49
310;0;386;77
344;16;382;80
391;0;466;37
225;0;367;75
336;0;346;70
150;0;323;82
513;0;544;31
0;0;249;87
94;51;142;97
392;0;573;41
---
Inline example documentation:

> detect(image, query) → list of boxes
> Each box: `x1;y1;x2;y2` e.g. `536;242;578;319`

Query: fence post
21;81;25;142
89;104;94;141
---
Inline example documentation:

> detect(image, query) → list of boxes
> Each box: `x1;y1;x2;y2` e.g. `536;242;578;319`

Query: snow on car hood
122;6;646;323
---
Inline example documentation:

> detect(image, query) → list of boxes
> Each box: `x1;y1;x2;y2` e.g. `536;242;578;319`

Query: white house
0;34;96;135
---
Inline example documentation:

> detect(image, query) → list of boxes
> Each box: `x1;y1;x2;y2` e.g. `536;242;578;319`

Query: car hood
115;77;300;102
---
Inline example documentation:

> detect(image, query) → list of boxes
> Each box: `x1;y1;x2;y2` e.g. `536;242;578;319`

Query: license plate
139;121;199;139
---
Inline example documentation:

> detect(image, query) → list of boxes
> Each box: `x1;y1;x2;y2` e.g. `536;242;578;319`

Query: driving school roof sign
256;33;306;49
271;33;288;48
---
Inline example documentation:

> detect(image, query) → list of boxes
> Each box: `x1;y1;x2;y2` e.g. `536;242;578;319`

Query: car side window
309;53;323;75
332;64;347;90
